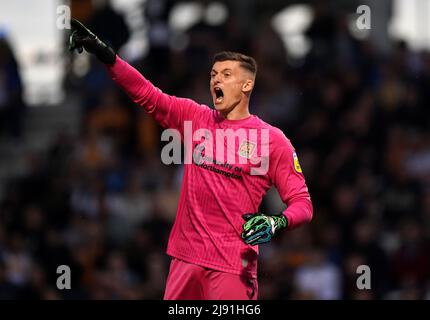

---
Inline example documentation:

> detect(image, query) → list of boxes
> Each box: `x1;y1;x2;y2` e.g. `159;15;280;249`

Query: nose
213;74;222;84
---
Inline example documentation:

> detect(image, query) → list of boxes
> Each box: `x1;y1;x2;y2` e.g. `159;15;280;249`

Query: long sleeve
268;131;313;229
106;56;208;135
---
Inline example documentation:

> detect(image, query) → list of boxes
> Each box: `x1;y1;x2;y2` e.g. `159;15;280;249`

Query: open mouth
214;87;224;104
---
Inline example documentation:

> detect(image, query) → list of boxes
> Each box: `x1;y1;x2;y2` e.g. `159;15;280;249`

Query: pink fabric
164;258;258;300
107;56;313;278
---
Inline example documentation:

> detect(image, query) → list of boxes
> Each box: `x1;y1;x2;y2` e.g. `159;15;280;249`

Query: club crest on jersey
238;141;256;159
293;151;302;173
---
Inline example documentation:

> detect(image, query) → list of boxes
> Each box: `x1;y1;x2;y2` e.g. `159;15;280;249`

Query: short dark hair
213;51;257;75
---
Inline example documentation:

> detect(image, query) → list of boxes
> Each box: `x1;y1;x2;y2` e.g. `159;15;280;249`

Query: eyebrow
211;68;233;74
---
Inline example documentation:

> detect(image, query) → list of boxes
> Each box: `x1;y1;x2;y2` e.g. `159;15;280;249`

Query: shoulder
176;98;213;118
257;118;293;151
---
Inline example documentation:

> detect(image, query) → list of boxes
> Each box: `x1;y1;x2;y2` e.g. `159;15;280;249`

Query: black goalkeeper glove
68;18;116;65
241;212;288;246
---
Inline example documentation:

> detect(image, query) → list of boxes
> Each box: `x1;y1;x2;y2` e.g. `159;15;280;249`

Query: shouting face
210;60;254;114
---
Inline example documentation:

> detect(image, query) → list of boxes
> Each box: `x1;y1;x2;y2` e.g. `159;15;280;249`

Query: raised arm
68;18;205;133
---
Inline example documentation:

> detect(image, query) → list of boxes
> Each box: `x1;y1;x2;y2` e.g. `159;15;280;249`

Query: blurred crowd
1;1;430;299
0;35;25;140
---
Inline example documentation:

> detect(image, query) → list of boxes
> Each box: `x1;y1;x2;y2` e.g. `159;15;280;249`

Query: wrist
273;213;288;231
95;39;116;65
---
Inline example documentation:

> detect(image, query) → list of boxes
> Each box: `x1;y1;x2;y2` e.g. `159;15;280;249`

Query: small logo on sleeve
293;152;302;173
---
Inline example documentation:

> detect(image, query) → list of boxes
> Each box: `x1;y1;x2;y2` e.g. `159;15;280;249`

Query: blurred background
0;0;430;299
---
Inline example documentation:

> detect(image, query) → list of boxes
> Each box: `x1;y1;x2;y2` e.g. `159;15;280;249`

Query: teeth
214;88;223;104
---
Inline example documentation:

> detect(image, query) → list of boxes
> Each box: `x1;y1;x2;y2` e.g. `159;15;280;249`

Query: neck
220;99;251;120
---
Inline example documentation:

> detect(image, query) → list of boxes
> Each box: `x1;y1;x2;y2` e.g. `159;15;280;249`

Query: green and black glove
68;18;116;65
241;212;288;245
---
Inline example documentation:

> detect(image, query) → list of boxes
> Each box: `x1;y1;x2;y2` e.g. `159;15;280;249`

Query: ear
242;79;254;93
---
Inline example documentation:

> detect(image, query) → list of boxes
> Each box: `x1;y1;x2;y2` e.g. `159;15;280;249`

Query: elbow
305;197;313;223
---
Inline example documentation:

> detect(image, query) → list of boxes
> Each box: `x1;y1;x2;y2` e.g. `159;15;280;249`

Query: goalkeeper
69;19;313;300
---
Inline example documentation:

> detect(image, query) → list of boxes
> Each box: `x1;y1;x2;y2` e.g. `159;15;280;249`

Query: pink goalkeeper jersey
107;57;313;278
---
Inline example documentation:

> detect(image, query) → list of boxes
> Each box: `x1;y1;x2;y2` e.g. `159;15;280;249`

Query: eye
224;73;231;78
